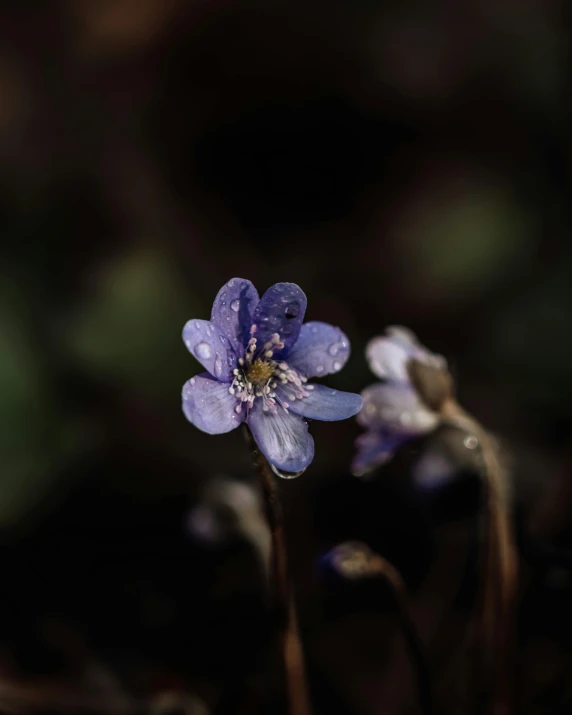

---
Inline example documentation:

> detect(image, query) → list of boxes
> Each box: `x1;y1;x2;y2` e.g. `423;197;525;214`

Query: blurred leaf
66;248;201;396
0;299;83;528
397;178;535;303
482;257;572;404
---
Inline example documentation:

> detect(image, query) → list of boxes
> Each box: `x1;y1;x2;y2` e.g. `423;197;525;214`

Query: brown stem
374;557;436;715
441;401;518;715
336;542;436;715
243;426;313;715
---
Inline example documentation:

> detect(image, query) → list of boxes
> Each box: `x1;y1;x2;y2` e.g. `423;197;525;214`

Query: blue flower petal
247;401;314;473
366;328;446;381
352;429;409;476
286;321;351;378
278;383;362;422
182;319;237;382
357;382;439;434
252;282;307;359
182;372;244;434
211;277;259;356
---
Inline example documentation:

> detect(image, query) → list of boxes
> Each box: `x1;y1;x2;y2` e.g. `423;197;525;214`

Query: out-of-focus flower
182;278;362;475
320;541;381;581
353;326;449;477
186;476;271;573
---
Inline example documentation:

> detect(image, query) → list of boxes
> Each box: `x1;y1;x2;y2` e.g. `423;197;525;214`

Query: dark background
0;1;570;713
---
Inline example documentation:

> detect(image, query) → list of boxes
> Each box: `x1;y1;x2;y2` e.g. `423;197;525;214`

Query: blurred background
0;1;569;713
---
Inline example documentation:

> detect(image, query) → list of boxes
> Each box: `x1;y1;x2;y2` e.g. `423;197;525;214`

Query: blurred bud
321;541;380;581
186;477;270;573
150;691;209;715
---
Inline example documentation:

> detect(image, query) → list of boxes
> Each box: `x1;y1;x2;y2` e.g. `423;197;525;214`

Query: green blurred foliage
66;248;201;399
396;180;536;304
485;256;572;405
0;296;82;528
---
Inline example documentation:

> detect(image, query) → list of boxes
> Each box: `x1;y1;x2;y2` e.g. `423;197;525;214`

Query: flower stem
441;401;518;715
336;543;436;715
243;427;313;715
372;558;436;715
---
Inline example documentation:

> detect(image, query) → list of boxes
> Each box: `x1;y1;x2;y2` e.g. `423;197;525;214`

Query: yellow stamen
246;359;274;385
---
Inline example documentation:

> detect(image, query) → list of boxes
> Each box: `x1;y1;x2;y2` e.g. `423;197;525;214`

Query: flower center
246;358;275;385
227;325;313;416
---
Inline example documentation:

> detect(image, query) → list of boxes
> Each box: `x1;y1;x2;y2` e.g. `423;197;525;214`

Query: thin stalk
336;543;436;715
441;401;518;715
244;426;313;715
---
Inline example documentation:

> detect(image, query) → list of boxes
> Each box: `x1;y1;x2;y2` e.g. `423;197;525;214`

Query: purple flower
353;326;446;477
182;278;362;475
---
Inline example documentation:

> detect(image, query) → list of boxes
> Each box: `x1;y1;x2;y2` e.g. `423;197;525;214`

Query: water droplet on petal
228;279;235;287
285;301;299;319
231;299;240;312
195;321;201;329
195;342;212;360
190;377;196;386
311;326;318;333
328;344;339;356
270;463;307;479
316;364;325;374
333;360;341;371
214;357;222;375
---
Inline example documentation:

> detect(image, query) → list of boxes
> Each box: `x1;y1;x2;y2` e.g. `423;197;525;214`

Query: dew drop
316;364;325;374
195;321;201;329
285;301;299;319
270;464;307;479
219;334;227;344
214;357;223;375
228;279;235;287
333;360;341;371
464;435;479;449
190;377;196;386
328;344;339;356
195;342;212;359
231;299;240;312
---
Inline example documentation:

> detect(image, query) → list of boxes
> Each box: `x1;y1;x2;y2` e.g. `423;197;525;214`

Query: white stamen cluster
228;325;314;415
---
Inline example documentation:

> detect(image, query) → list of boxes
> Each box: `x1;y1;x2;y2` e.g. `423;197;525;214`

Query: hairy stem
337;543;436;715
441;401;518;715
244;427;312;715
